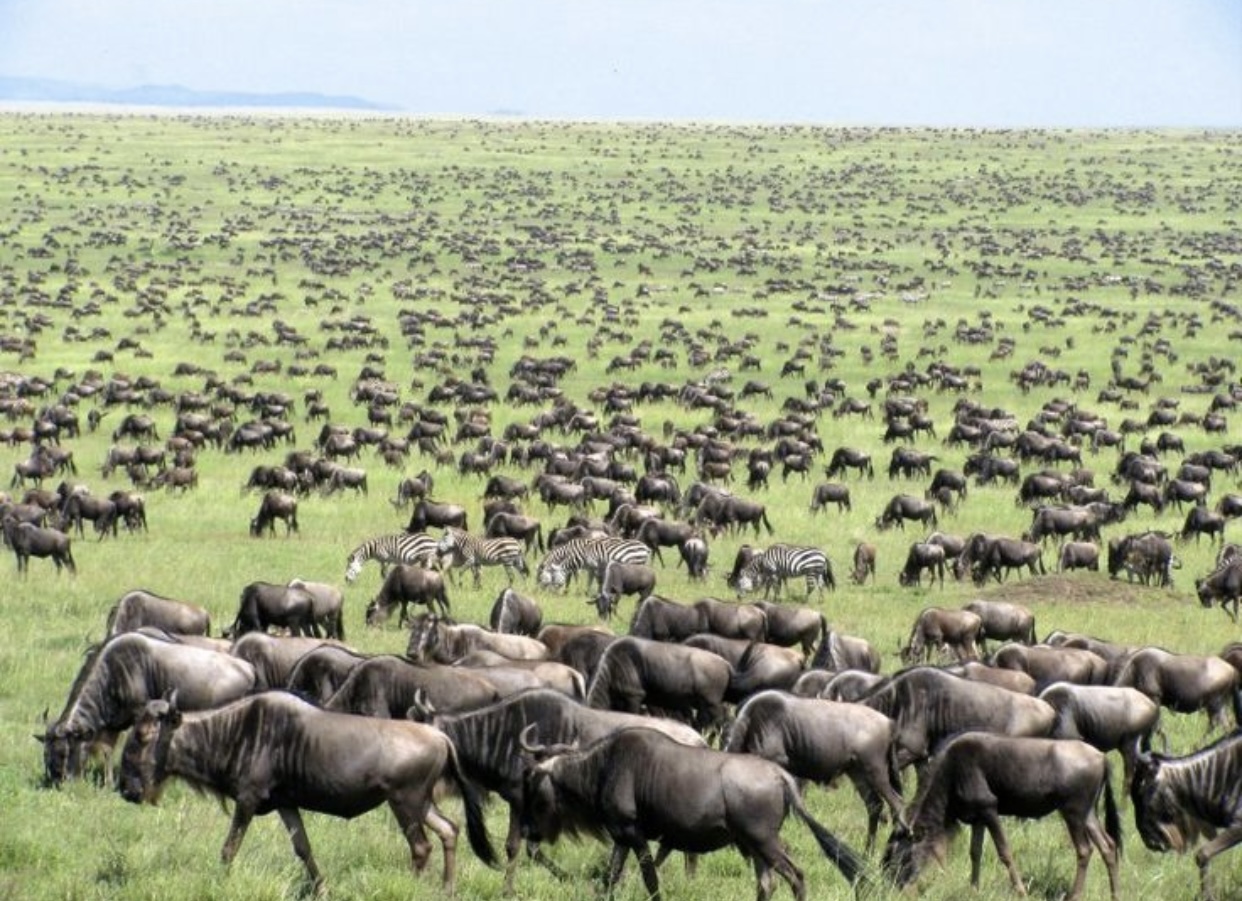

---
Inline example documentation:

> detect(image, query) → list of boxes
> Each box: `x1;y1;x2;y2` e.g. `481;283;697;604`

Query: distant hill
0;76;396;111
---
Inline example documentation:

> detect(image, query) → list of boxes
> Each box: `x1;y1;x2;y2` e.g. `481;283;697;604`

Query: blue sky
2;0;1239;125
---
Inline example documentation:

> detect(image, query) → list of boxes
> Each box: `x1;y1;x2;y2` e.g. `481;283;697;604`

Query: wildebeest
117;692;496;894
1112;646;1242;733
225;581;316;638
104;589;211;638
248;490;299;537
520;727;865;901
406;498;469;533
628;594;765;644
882;733;1121;901
585;635;732;735
408;687;704;892
809;481;851;514
325;654;501;717
691;491;774;537
963;599;1037;651
898;607;982;664
1183;507;1228;545
37;631;255;786
851;541;877;584
860;666;1056;770
489;587;542;636
676;534;710;579
755;601;825;656
825;445;873;479
1040;682;1161;790
1197;559;1242;622
286;578;345;641
875;494;938;531
406;613;547;665
1059;539;1101;572
957;532;1045;585
4;518;75;575
365;564;451;626
592;560;658;619
897;541;947;587
682;634;804;701
229;633;341;691
1108;530;1176;586
485;512;545;554
990;643;1110;692
725;690;905;853
1131;731;1242;901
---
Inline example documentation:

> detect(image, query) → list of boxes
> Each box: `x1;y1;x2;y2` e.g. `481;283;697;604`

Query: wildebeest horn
518;724;546;756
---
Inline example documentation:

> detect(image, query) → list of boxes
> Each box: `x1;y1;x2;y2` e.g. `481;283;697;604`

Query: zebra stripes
734;543;834;599
536;537;652;590
344;532;439;583
436;526;528;587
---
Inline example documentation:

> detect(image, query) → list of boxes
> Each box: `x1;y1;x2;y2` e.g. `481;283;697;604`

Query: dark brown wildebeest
628;594;765;644
851;541;877;584
37;631;255;786
225;582;315;638
1182;507;1228;545
1040;682;1161;790
520;727;865;901
1059;540;1101;572
105;589;210;637
897;542;946;587
407;498;468;533
990;643;1110;692
875;494;938;531
957;532;1045;585
963;599;1037;652
485;512;544;555
406;613;547;665
1131;731;1242;901
825;446;874;479
591;561;658;620
682;634;803;701
287;578;345;641
1112;646;1242;733
676;534;710;579
809;481;851;514
408;687;703;893
726;690;906;853
325;654;500;717
4;518;75;575
1198;559;1242;622
1108;530;1176;586
488;587;542;636
365;565;451;626
248;491;298;537
883;733;1121;901
755;601;826;656
898;607;982;664
117;692;496;895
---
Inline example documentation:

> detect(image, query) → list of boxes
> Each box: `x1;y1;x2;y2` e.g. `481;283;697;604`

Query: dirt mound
977;572;1188;607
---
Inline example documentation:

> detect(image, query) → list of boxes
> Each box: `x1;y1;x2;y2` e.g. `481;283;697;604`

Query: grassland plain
0;114;1239;900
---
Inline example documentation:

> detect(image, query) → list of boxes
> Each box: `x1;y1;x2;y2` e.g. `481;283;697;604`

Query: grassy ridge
0;115;1240;899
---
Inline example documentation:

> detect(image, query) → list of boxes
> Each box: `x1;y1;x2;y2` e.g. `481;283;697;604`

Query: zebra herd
344;527;835;606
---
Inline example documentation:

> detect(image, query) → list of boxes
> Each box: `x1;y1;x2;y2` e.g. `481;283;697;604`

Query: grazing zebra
536;537;652;591
733;543;834;600
344;532;439;583
435;526;528;587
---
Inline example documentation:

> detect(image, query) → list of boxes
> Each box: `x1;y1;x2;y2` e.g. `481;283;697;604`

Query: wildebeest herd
9;118;1242;900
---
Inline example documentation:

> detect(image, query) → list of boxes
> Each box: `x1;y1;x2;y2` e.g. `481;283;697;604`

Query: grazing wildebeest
1040;682;1161;790
408;687;703;892
875;494;938;531
963;599;1037;651
488;586;543;636
898;607;982;664
1108;530;1176;586
520;727;866;901
325;654;501;718
407;498;469;533
585;635;732;735
1183;506;1228;545
755;601;826;656
1198;559;1242;622
682;634;803;701
883;733;1121;901
825;445;874;479
365;564;451;626
284;644;368;703
1112;646;1242;733
592;561;658;619
4;518;75;575
958;532;1045;585
225;581;316;638
809;481;851;514
287;578;345;640
37;631;255;786
726;690;906;853
248;490;299;537
228;633;339;690
1059;539;1101;572
897;541;947;587
118;692;496;894
105;589;211;637
628;594;765;644
860;667;1056;770
676;534;710;579
851;541;877;584
1131;731;1242;901
406;613;547;665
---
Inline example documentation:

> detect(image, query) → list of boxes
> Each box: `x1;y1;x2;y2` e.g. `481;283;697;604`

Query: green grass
0;114;1240;899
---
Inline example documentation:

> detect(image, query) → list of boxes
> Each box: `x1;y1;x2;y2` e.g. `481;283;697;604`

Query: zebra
536;537;652;592
344;532;439;583
435;526;528;587
733;543;834;600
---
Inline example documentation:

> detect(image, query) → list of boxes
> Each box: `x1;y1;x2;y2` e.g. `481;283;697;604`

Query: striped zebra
734;543;834;600
436;526;528;587
344;531;439;583
536;537;652;591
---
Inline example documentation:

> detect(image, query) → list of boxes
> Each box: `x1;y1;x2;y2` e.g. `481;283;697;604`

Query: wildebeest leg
634;841;662;900
1081;813;1121;901
220;805;256;868
1196;824;1242;901
388;795;434;876
603;842;630;897
420;802;460;891
277;807;324;893
982;814;1026;895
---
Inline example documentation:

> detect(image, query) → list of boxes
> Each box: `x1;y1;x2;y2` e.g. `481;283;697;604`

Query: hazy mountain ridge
0;76;396;110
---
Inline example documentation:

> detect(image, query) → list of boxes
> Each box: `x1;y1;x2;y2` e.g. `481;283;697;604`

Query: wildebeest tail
783;774;867;887
1101;759;1122;856
762;509;774;536
1232;681;1242;729
443;738;498;868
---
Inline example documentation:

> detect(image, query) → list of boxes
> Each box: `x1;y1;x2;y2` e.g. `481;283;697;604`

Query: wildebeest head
516;726;588;845
881;822;951;889
35;718;88;788
1130;752;1195;854
117;693;181;805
